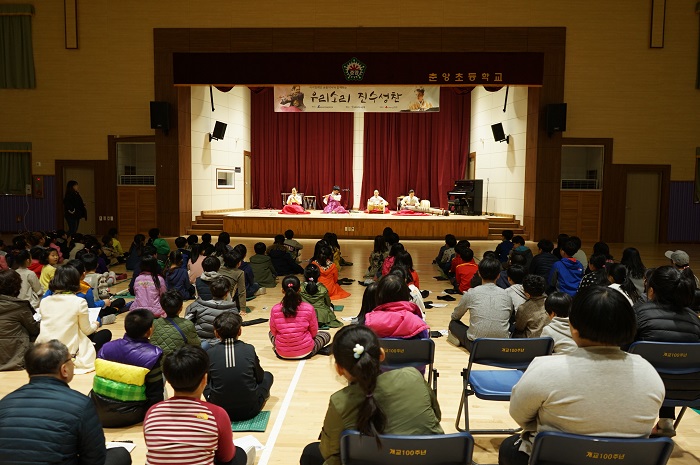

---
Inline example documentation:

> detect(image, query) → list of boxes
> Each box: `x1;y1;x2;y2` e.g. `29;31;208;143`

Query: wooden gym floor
1;239;699;465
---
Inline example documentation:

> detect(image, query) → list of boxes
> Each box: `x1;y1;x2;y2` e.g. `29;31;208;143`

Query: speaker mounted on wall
491;123;509;144
209;121;227;142
546;103;567;137
150;101;170;135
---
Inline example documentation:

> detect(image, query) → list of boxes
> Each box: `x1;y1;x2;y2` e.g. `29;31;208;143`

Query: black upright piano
447;179;483;215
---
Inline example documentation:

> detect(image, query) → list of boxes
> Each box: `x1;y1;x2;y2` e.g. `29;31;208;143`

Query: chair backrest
530;431;674;465
628;341;700;375
468;337;554;370
380;338;435;385
380;338;435;370
340;430;474;465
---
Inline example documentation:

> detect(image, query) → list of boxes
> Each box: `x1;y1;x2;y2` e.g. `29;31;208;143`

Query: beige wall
1;1;698;180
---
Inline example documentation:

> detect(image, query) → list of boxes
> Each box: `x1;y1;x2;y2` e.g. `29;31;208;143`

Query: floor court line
257;359;306;465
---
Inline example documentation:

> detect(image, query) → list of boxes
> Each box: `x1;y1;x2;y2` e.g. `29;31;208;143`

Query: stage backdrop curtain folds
251;88;354;210
360;89;470;210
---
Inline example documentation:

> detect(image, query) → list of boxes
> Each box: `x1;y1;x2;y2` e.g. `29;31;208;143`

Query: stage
222;209;492;240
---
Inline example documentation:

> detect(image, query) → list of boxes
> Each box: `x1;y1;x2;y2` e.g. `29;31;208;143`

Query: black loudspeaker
150;101;170;134
546;103;567;135
491;123;508;143
210;121;227;141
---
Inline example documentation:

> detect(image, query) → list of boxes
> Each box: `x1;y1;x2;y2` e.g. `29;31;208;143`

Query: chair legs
673;407;688;430
456;369;523;435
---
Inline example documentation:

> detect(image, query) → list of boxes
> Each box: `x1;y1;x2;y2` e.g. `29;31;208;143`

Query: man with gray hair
0;340;131;465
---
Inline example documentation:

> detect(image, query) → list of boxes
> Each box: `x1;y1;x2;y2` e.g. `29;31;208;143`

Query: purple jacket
98;335;162;370
133;272;166;317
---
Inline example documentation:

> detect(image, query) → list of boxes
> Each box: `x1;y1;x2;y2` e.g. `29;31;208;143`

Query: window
116;142;156;185
0;142;31;195
216;169;236;189
560;145;604;190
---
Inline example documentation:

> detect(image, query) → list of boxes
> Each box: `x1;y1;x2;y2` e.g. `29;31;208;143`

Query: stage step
486;216;529;241
187;213;226;237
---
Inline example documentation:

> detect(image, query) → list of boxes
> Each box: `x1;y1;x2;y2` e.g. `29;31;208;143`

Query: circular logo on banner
342;57;367;81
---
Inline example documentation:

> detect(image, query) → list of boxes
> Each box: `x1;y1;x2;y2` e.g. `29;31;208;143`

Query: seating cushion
93;376;147;402
95;358;149;386
469;370;523;400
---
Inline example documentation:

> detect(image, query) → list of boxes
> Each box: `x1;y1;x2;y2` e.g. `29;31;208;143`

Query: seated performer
281;187;309;215
322;186;348;214
400;189;421;209
367;190;388;213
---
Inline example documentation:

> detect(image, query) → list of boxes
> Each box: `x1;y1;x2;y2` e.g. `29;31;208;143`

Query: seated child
60;259;123;325
381;243;404;277
39;248;59;291
151;290;201;357
107;227;125;262
82;253;116;301
195;256;223;301
548;240;584;297
101;235;119;266
165;250;196;300
453;245;478;293
205;312;274;421
185;276;239;349
144;346;252;465
91;309;164;428
578;253;609;290
497;253;527;289
249;242;277;288
133;255;167;318
300;264;343;328
173;236;190;269
540;291;575;354
434;234;457;277
284;229;303;262
505;265;528;311
509;235;533;271
147;228;171;267
363;235;388;284
218;251;247;311
389;265;426;318
312;246;350;301
299;325;443;465
234;244;263;297
364;274;428;339
495;229;514;264
14;250;42;309
268;234;304;275
125;234;146;271
513;274;548;338
269;275;331;359
28;246;44;279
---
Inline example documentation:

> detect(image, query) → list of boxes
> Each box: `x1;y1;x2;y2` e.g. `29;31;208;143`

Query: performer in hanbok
281;187;310;214
400;189;421;209
322;186;349;214
367;190;389;213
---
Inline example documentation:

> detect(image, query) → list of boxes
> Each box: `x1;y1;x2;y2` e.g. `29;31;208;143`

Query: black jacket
530;252;559;280
64;191;87;220
634;301;700;343
0;376;106;465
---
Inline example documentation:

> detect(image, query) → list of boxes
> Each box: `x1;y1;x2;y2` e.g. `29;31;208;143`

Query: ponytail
677;268;698;307
304;264;320;296
331;326;386;441
648;266;697;307
281;275;301;317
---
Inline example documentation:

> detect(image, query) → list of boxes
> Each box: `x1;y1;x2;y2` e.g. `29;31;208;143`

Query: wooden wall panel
223;216;490;240
559;191;601;243
118;186;157;238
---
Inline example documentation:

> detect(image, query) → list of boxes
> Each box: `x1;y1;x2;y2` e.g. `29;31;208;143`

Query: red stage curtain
251;88;354;209
360;89;470;210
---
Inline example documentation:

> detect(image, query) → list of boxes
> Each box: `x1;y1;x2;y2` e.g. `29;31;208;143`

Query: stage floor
222;209;495;239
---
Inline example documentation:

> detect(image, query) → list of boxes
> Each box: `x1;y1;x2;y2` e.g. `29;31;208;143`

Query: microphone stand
485;178;490;216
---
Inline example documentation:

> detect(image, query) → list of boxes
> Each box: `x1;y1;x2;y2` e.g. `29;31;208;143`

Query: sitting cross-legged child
91;308;164;428
186;276;239;349
540;291;575;354
204;312;274;421
512;274;548;338
151;290;201;357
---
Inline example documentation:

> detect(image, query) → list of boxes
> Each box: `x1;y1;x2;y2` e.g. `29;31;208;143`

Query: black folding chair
455;337;553;434
530;431;674;465
340;430;474;465
380;338;438;394
628;341;700;430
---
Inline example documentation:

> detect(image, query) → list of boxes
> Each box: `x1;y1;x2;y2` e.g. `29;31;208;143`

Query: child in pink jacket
133;255;166;318
269;275;331;359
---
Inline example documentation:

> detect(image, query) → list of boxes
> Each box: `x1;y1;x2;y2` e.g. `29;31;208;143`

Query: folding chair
530;431;674;465
340;430;474;465
380;338;439;395
455;337;553;434
628;341;700;430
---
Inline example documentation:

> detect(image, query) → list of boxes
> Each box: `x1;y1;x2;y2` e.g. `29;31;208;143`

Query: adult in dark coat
633;265;700;437
0;340;131;465
0;270;40;371
63;180;87;237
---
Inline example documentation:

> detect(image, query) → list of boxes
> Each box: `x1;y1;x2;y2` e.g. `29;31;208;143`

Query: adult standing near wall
63;180;87;237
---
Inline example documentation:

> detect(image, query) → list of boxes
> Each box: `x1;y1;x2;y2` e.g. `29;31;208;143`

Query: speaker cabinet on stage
150;101;170;133
546;103;567;136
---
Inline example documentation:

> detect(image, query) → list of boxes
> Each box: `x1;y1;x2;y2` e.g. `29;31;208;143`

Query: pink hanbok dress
322;193;348;214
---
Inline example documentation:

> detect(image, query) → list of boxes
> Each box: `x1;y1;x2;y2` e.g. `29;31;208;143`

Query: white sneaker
446;333;461;347
254;287;266;296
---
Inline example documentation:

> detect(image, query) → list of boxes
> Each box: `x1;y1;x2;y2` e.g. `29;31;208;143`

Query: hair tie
365;393;373;399
353;344;365;359
287;283;294;288
308;277;314;282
